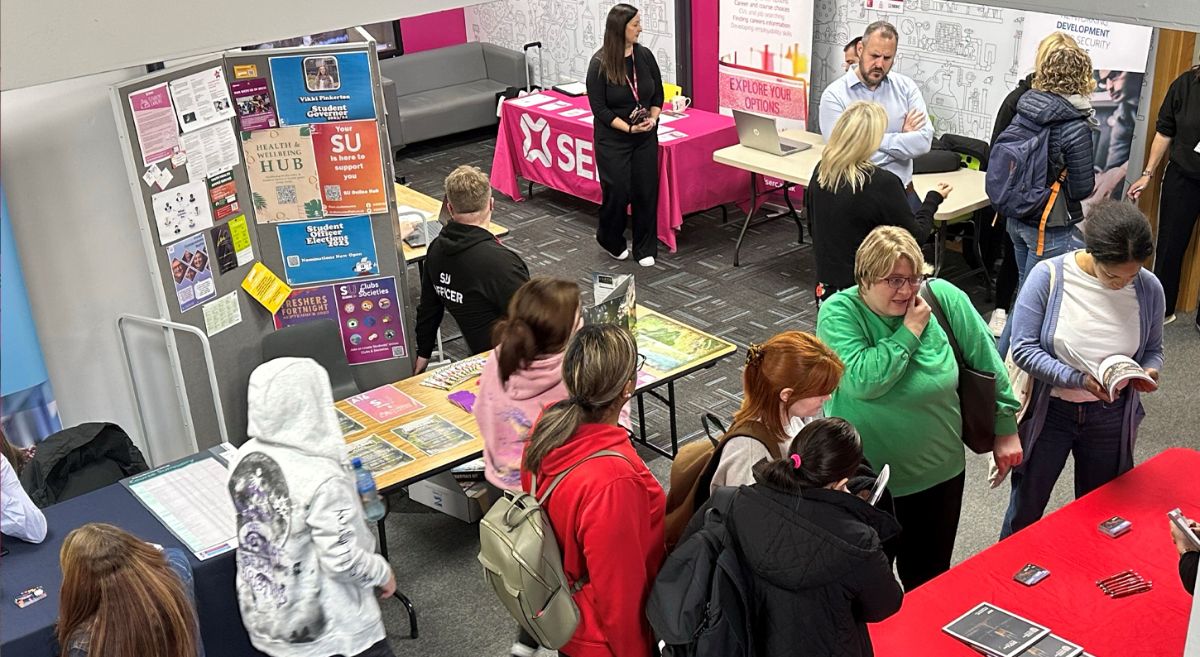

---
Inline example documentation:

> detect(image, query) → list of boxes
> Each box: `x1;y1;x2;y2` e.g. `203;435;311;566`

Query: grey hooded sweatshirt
227;357;391;657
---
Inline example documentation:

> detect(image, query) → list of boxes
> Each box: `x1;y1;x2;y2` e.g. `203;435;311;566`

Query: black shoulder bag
920;283;996;454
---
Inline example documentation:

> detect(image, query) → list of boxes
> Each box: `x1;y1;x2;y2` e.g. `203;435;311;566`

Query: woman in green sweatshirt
816;226;1022;591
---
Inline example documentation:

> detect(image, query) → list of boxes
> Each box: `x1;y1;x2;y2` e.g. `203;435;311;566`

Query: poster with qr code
241;126;323;223
311;120;387;216
276;215;378;285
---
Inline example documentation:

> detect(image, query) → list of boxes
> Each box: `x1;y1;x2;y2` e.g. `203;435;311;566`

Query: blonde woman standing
805;100;952;304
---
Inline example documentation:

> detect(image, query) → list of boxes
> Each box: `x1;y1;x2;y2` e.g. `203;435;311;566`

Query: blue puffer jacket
1013;90;1096;224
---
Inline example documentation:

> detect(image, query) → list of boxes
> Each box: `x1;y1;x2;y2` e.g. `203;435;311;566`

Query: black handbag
920;283;996;454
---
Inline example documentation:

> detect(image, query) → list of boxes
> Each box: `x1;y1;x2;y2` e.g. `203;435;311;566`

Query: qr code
324;185;342;201
392;347;406;358
286;256;300;267
276;185;297;204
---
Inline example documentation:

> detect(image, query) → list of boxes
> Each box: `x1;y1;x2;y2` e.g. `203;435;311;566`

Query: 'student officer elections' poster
269;52;376;126
718;0;814;129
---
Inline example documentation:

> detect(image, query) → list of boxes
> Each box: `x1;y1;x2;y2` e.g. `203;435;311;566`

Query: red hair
732;331;844;439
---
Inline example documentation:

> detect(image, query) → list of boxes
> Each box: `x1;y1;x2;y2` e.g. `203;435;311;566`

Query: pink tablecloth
491;91;748;252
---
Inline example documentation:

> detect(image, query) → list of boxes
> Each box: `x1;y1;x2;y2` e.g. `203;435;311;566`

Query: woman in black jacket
586;3;664;267
806;100;949;304
726;417;902;657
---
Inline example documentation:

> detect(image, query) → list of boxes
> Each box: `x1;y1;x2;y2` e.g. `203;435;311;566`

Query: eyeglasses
877;275;925;290
635;353;647;371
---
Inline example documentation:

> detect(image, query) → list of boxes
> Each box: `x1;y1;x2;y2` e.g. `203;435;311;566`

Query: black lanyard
627;50;640;105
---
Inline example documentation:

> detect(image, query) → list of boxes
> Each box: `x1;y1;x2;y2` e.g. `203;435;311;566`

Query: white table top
713;130;990;223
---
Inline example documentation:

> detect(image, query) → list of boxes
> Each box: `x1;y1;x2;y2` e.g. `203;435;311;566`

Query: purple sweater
1009;254;1165;470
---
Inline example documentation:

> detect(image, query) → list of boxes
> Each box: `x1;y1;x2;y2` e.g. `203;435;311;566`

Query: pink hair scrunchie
790;454;802;469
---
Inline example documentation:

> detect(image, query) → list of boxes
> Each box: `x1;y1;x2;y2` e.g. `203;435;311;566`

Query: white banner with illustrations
1019;13;1153;202
718;0;815;130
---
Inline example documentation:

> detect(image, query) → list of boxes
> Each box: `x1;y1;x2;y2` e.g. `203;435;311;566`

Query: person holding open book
1002;201;1165;538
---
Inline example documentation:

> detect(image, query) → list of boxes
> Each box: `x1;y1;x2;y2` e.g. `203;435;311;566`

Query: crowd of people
2;6;1199;657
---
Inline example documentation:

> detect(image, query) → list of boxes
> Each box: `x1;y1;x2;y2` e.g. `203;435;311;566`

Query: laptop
733;109;811;156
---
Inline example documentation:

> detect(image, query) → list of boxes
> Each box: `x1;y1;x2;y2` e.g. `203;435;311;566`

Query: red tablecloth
490;91;748;252
871;448;1200;656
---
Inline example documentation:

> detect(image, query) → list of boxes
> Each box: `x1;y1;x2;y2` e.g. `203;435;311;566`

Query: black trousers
595;132;659;259
891;469;965;591
1155;163;1200;316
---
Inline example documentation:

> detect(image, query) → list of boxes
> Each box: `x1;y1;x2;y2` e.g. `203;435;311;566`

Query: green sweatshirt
816;280;1019;497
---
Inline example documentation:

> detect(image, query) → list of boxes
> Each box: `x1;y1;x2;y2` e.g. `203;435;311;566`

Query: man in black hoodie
413;166;529;373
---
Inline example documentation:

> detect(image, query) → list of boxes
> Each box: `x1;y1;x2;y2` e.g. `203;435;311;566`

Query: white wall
0;0;472;90
0;71;191;462
465;0;679;85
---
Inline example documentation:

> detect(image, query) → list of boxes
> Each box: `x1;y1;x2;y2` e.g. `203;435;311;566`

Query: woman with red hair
708;330;845;492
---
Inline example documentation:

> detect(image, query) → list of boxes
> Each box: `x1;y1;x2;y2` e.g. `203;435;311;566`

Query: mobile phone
1168;508;1200;550
1013;563;1050;586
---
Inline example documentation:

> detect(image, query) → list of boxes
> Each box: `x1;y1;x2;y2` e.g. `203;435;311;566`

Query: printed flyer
242;126;323;223
240;262;291;314
168;66;236;132
230;77;278;131
311;120;387;215
269;52;376;126
210;214;253;274
179;121;240;182
274;285;338;329
207;170;241;221
166;233;216;313
151;180;214;245
129;83;181;167
717;0;814;129
277;215;379;286
347;386;425;423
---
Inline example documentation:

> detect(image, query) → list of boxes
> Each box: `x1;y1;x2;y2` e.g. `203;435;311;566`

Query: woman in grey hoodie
228;358;397;657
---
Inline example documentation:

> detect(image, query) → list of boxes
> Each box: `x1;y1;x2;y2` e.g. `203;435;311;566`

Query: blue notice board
269;52;376;126
277;215;379;285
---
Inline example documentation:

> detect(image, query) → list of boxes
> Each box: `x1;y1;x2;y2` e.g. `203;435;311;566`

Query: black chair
262;320;360;401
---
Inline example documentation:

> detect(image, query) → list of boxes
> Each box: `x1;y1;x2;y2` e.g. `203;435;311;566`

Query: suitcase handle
523;42;542;51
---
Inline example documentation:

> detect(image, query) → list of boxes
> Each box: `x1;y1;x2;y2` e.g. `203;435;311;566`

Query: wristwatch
1142;169;1154;177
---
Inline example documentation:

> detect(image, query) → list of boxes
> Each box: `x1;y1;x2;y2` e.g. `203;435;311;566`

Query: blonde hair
854;226;928;289
817;101;886;193
444;165;492;215
1033;38;1095;97
1033;32;1078;71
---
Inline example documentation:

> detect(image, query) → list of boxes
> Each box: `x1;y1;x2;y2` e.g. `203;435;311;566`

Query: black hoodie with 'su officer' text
414;221;529;359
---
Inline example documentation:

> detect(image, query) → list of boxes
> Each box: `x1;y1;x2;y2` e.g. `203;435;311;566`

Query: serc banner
718;0;815;129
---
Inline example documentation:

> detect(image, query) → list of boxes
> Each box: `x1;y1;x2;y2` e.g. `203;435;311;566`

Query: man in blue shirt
819;21;933;191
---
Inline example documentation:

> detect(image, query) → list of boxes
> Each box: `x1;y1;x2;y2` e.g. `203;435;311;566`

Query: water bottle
352;458;387;522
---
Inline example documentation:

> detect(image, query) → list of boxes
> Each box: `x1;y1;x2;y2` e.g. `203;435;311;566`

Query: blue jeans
996;220;1083;356
1000;395;1128;538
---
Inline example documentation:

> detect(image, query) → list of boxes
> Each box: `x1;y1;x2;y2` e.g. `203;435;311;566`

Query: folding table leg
667;381;678;457
783;184;804;243
933;222;947;276
735;173;759;267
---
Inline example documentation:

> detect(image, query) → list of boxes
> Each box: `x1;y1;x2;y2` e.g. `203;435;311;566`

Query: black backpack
646;487;753;657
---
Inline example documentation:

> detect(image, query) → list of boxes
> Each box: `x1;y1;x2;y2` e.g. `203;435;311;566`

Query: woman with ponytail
520;324;665;657
476;278;582;494
727;418;902;657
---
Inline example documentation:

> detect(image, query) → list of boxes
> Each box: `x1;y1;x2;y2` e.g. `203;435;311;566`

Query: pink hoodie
474;347;569;490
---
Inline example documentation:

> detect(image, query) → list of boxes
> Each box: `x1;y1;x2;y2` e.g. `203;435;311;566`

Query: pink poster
129;82;182;166
347;385;425;423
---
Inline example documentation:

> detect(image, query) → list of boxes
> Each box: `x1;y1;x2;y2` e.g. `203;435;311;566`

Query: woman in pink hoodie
476;277;582;493
475;277;581;657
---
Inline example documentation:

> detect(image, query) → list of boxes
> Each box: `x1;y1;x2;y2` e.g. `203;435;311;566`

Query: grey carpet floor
376;129;1200;657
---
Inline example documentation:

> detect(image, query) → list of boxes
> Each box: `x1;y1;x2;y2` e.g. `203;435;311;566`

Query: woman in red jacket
521;324;665;657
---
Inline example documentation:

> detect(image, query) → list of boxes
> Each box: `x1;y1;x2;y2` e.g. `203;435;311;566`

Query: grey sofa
378;42;530;155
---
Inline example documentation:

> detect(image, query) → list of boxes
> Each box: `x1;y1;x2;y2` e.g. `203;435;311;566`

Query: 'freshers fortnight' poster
274;276;405;363
311;120;387;215
277;215;379;286
269;52;376;126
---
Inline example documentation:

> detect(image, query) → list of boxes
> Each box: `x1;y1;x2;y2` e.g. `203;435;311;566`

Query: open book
1062;345;1156;399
